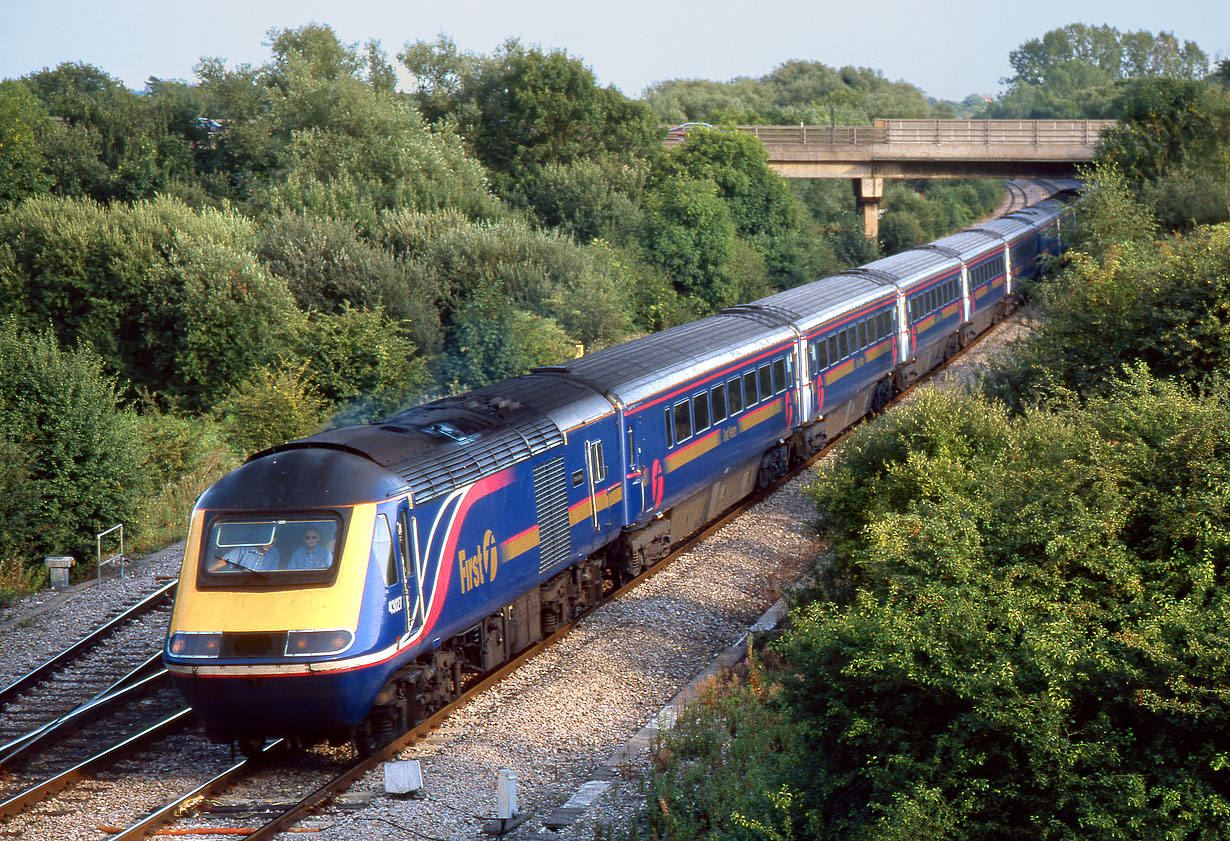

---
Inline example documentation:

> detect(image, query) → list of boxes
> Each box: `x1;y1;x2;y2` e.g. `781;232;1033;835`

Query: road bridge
723;120;1114;237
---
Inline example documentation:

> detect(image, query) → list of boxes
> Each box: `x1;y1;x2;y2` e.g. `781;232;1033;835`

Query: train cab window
728;377;744;414
758;364;772;399
744;371;759;406
692;393;710;433
673;400;693;444
374;514;395;586
772;359;786;393
203;517;340;578
711;383;727;423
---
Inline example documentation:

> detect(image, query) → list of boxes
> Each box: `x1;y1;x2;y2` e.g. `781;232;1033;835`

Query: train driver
217;536;280;571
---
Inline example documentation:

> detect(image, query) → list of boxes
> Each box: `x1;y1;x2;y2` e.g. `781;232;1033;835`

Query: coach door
396;504;425;638
583;432;618;550
623;418;645;522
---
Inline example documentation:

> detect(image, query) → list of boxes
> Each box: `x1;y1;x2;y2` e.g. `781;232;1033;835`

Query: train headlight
285;629;354;656
168;632;222;658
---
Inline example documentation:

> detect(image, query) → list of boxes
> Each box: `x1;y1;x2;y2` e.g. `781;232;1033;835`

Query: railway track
0;583;200;825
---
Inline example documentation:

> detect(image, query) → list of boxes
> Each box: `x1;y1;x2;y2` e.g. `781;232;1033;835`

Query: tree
422;38;660;195
655;127;829;288
0;195;300;409
0;320;143;564
640;175;739;311
1097;78;1228;186
0;82;51;207
22;62;191;201
994;26;1210;120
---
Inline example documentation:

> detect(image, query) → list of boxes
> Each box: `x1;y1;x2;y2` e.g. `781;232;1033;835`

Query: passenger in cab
288;529;333;570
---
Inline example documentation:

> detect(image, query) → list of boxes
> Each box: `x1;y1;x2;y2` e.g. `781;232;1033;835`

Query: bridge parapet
734;119;1116;148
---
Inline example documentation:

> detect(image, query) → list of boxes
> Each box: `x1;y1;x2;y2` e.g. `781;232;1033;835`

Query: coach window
858;320;868;348
815;339;828;370
711;383;727;423
744;371;759;406
772;359;786;393
693;392;710;433
827;335;838;365
838;329;849;359
673;400;692;444
758;364;772;399
627;427;636;469
664;407;674;448
727;377;744;414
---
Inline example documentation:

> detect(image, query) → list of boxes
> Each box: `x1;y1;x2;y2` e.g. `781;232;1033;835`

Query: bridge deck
672;119;1116;179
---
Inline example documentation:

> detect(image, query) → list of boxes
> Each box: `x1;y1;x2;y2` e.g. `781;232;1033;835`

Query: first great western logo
458;529;499;595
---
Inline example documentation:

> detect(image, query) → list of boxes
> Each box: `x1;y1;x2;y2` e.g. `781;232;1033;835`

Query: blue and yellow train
164;188;1076;754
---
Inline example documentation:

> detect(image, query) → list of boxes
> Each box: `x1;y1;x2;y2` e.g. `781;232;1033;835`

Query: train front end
163;444;420;748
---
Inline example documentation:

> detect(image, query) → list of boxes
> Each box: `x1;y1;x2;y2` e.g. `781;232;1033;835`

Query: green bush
647;670;799;841
292;306;431;423
219;362;328;455
127;409;237;554
0;195;300;409
0;320;143;568
984;219;1230;411
783;379;1230;840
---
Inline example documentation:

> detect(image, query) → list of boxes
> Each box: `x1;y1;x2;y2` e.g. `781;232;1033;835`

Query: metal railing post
97;524;125;584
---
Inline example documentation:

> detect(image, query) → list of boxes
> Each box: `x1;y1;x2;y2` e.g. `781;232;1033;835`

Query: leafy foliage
784;380;1230;840
984;181;1230;412
992;25;1209;120
0;320;144;563
0;81;51;207
644;60;941;127
0;195;299;410
219;361;327;455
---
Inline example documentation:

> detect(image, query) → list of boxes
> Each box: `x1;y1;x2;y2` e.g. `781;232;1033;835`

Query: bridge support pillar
854;177;883;240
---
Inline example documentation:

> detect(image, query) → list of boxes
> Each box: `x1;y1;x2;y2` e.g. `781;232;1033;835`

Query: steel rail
0;707;193;820
0;581;176;707
0;666;172;769
105;743;281;841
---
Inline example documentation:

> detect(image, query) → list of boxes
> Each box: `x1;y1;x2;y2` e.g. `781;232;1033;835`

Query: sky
1;0;1225;102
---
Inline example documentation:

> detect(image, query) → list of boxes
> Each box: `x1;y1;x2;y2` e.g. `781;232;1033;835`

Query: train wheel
353;720;380;758
871;378;894;413
237;737;266;759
